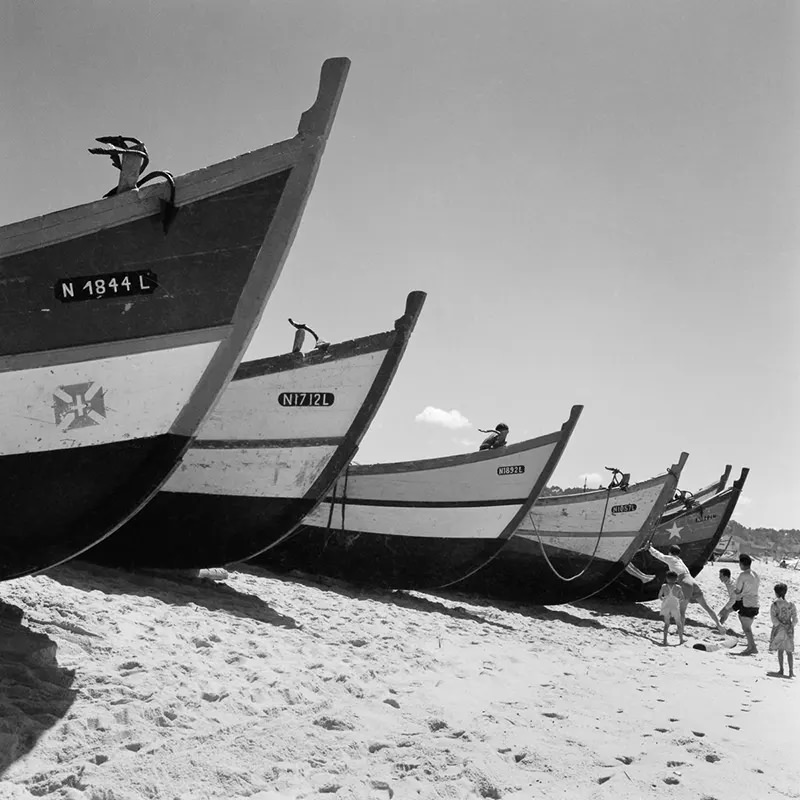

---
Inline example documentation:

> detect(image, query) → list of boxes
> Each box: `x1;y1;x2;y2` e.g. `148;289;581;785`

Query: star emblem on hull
53;382;106;430
665;521;683;541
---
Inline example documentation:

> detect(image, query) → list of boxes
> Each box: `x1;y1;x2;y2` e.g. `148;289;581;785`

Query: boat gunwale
233;328;403;381
664;463;732;514
346;420;576;477
535;466;682;509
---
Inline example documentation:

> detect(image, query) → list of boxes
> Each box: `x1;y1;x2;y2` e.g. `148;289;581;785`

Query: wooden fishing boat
0;58;350;582
85;291;426;569
255;406;583;589
663;464;731;514
599;467;749;601
452;453;688;605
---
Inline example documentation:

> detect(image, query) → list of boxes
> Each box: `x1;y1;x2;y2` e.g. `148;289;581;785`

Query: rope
528;481;615;582
338;465;350;533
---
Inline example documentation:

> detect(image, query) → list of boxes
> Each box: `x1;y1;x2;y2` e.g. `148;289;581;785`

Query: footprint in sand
669;718;679;722
663;777;680;785
542;712;567;720
727;725;740;730
705;754;721;763
615;756;634;765
655;728;669;733
666;761;685;767
692;731;705;738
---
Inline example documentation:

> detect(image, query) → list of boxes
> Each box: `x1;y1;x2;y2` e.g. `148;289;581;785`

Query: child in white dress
658;570;685;646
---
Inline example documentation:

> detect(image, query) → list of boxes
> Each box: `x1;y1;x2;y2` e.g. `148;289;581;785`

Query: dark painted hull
261;526;503;590
599;480;746;602
2;173;289;355
452;536;644;605
88;493;318;570
0;435;186;578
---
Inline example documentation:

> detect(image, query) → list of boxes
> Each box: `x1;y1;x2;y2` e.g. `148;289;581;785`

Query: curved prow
718;464;732;492
732;467;749;492
395;291;427;331
640;451;690;546
298;58;351;140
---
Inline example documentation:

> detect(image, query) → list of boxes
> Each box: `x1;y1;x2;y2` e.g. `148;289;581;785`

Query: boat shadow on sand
46;561;299;630
0;601;78;776
427;590;677;645
238;565;516;631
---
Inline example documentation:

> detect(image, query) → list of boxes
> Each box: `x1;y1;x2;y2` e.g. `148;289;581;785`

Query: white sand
1;556;798;799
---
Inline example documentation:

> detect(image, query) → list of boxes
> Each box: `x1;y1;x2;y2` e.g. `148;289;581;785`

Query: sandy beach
1;555;798;800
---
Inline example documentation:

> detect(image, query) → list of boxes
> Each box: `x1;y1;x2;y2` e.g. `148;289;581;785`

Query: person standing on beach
718;567;736;626
658;570;685;645
645;544;725;632
478;423;509;451
731;553;760;656
768;582;796;677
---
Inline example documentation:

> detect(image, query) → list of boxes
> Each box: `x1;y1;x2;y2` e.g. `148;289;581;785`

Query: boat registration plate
55;270;158;303
611;503;638;514
278;392;335;407
497;465;525;476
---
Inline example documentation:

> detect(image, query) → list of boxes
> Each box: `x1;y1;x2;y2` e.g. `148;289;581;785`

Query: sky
2;1;798;529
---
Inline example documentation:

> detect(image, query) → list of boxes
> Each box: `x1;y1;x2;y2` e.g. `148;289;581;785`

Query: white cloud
414;406;471;430
733;495;752;517
579;472;602;488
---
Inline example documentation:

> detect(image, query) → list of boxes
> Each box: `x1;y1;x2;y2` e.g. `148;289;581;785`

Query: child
647;544;725;632
769;582;796;678
658;570;685;646
718;568;736;626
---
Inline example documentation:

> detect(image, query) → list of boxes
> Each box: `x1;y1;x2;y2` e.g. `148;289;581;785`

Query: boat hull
257;406;583;590
0;58;351;581
599;468;749;601
86;292;425;569
453;455;687;605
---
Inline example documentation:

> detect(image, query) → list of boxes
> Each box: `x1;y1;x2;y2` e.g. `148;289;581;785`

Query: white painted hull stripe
0;339;221;455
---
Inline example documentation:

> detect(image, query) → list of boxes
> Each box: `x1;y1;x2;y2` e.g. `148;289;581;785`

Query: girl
658;570;685;645
769;582;796;678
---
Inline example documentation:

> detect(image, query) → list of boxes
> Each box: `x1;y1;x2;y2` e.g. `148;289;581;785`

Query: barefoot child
647;544;725;632
769;582;796;678
718;568;736;626
659;570;685;645
732;553;760;656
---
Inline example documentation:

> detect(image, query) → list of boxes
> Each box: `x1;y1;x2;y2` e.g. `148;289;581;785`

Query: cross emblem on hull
53;382;106;430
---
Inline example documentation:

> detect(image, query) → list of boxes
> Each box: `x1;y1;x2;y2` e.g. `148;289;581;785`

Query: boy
732;553;760;656
718;567;736;626
659;570;685;645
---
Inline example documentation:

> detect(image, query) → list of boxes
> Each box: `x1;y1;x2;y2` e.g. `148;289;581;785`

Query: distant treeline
720;519;800;558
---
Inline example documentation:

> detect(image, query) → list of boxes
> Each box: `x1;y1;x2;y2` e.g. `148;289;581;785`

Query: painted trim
192;436;344;450
0;326;230;375
321;497;527;509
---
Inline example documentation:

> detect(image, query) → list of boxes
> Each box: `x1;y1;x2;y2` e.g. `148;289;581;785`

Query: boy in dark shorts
731;553;760;656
